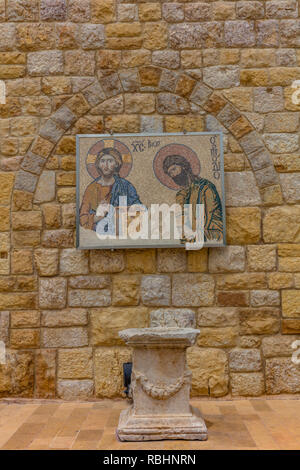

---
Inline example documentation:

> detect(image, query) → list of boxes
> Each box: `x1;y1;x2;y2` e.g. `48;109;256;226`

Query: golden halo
153;143;201;190
86;139;133;179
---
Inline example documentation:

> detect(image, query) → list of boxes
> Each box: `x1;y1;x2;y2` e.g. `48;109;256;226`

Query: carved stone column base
117;405;208;441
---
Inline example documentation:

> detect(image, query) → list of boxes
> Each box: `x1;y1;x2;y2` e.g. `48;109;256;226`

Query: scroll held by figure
76;133;226;249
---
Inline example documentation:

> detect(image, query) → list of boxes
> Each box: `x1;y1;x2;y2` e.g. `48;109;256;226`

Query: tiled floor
0;398;299;450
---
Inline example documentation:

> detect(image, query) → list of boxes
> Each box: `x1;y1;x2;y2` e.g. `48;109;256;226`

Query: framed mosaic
76;132;226;249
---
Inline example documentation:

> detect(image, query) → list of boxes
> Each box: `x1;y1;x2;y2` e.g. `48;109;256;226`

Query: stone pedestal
116;327;208;441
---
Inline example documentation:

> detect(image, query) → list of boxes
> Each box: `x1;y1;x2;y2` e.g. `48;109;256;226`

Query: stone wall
0;0;300;399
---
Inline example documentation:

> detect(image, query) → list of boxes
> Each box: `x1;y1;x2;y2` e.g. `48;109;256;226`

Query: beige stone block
266;358;300;394
106;36;143;50
35;349;56;398
90;307;149;346
143;22;168;50
90;249;124;273
42;204;61;229
209;246;245;273
222;87;253;111
12;211;42;231
231;372;265;396
268;272;294;289
11;250;33;274
126;249;156;273
263;206;300;243
10;311;40;328
10;329;40;349
0;351;34;397
124;93;155;114
122;50;151;68
106;22;142;38
95;346;132;398
41;309;87;327
39;278;66;309
41;327;88;348
173;274;215;307
60;249;89;275
68;289;111;308
57;188;76;203
57;379;94;400
282;290;300;318
56;136;76;154
187;249;208;273
279;257;300;272
187;347;228;397
227;207;261;244
181;51;202;68
42;76;72;95
0;173;14;205
261;184;284;206
112;275;140;306
197;327;238;348
239;308;280;335
217;273;267;290
91;0;115;23
262;335;299;358
104;114;140;133
219;48;240;64
157;249;186;273
278;244;300;257
12;231;40;248
0;207;10;232
139;3;161;21
34;249;58;276
247;245;277;272
12;190;33;211
97;50;121;70
58;348;93;379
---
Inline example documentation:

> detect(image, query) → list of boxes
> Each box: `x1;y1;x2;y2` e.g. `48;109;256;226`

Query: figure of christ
80;147;142;234
163;154;223;242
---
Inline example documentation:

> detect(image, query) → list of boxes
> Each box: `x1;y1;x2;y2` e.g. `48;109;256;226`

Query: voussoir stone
34;171;55;203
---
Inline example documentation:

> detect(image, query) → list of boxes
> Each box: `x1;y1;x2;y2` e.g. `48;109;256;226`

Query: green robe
176;177;223;242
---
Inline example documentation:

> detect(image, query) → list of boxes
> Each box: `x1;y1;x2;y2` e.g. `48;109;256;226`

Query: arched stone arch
11;67;283;209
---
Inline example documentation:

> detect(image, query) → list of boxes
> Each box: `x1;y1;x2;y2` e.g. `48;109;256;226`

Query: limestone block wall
0;0;299;399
